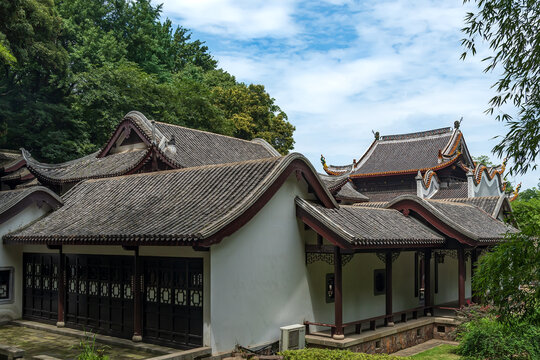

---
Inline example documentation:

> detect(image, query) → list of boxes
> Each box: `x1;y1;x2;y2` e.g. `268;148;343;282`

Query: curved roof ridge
199;153;337;238
349;152;462;178
5;152;337;246
0;186;63;218
22;148;99;169
380;127;452;141
250;138;281;156
387;194;480;240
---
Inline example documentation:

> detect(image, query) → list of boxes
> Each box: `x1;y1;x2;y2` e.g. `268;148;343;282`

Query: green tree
1;0;295;161
462;0;540;175
213;83;295;154
472;155;494;167
0;0;76;161
473;194;540;325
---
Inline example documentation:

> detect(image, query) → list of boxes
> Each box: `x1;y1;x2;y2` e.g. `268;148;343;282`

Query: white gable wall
209;175;315;353
0;203;53;322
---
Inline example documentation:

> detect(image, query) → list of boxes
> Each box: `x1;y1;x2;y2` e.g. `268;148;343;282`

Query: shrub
280;348;407;360
75;335;110;360
456;317;540;360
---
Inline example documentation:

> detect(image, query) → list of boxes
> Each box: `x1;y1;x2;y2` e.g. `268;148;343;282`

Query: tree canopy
473;188;540;325
0;0;294;162
462;0;540;175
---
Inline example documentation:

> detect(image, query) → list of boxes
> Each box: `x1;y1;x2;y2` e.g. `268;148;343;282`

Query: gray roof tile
6;153;332;245
296;198;445;246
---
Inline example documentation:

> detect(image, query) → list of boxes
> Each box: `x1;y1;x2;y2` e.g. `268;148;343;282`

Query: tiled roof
318;173;368;203
335;182;369;202
154;121;279;167
0;187;63;220
296;198;445;247
21;111;280;185
431;182;468;199
433;196;501;216
318;173;349;192
360;189;416;202
324;127;474;177
0;150;24;171
388;195;516;242
22;149;150;185
354;201;389;208
426;199;515;241
353;128;455;175
5;153;335;245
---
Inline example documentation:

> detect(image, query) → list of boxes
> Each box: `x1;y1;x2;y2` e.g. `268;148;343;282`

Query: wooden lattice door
23;253;59;322
65;255;134;338
142;257;203;348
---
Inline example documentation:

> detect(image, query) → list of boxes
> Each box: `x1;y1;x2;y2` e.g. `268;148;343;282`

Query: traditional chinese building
321;122;507;203
0;113;517;356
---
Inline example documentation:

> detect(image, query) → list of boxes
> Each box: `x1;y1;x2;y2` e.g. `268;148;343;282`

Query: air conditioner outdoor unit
279;324;305;352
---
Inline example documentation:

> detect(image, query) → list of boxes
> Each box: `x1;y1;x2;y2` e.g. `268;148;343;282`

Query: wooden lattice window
0;267;14;303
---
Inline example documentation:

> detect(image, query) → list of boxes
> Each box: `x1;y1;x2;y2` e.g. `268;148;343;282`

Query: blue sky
158;0;539;189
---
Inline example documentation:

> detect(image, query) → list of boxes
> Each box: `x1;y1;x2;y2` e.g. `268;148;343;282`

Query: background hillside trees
0;0;294;162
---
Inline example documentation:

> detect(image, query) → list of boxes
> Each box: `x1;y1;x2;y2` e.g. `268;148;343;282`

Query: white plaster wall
209;175;314;354
474;174;503;197
307;251;422;331
433;254;471;305
0;203;52;322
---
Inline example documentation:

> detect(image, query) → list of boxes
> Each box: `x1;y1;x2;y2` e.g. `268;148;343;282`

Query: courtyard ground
0;324;151;359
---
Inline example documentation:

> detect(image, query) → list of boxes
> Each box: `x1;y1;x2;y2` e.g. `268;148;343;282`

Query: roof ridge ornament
320;154;327;169
510;183;521;202
454;117;463;129
372;130;380;140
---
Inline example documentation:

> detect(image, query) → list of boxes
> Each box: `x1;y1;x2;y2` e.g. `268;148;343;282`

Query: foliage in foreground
472;193;540;325
280;348;407;360
74;335;109;360
456;316;540;360
462;0;540;175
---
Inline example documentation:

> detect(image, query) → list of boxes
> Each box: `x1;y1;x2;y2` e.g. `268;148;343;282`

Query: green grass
410;344;461;360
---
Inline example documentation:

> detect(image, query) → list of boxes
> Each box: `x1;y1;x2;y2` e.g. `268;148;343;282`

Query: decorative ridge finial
320;154;327;169
372;130;380;140
510;183;521;202
454;117;463;129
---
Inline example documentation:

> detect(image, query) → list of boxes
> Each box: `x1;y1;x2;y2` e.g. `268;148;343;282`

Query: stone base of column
132;335;143;342
332;333;345;340
56;321;65;328
386;321;395;327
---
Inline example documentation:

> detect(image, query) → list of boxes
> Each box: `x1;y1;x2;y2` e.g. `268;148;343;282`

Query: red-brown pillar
471;248;478;303
385;251;394;326
132;247;142;342
458;246;466;308
57;246;65;327
333;246;344;339
424;249;432;316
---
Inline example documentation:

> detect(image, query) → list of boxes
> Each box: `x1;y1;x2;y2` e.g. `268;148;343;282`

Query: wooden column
424;249;431;316
333;246;344;339
471;248;478;303
458;246;466;308
385;251;394;326
133;247;142;342
57;246;65;327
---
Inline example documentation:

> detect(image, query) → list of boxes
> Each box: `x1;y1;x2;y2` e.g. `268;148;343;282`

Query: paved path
393;339;459;357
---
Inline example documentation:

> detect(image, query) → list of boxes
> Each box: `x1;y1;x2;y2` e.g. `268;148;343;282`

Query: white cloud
158;0;298;39
160;0;540;188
